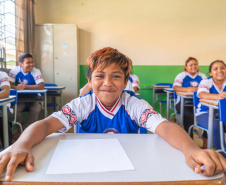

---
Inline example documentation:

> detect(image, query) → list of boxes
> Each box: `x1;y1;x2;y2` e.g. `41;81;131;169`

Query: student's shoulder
197;72;207;79
175;71;186;78
199;78;213;87
122;90;146;105
0;71;9;78
9;65;20;74
130;74;139;79
31;66;42;74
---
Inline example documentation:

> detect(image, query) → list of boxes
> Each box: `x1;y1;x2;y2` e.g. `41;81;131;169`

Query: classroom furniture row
162;87;226;152
1;85;65;148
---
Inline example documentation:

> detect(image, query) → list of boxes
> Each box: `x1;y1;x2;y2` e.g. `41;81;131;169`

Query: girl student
196;60;226;150
173;57;207;135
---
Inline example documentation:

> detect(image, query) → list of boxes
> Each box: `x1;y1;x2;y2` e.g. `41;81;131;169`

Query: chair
44;83;59;111
10;89;23;133
188;92;208;138
216;98;226;154
155;83;173;114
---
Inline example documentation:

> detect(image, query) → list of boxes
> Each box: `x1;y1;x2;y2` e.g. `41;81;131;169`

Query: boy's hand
186;87;198;92
16;82;26;90
185;149;226;176
0;147;34;181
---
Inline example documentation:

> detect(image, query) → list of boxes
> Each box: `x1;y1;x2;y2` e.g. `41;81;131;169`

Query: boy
9;53;44;129
0;47;225;181
0;71;12;148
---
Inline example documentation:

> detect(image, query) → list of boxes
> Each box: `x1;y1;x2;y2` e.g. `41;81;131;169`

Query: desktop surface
0;133;223;185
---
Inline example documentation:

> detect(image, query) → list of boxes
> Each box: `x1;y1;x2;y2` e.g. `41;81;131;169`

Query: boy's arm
173;85;198;92
0;85;10;99
0;116;64;181
155;121;226;176
24;82;44;90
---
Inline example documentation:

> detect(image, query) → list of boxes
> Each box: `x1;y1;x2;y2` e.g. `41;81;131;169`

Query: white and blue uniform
51;91;166;133
0;71;13;148
196;78;226;150
173;71;207;104
196;78;226;116
0;71;10;88
125;74;140;92
8;65;44;129
9;65;44;85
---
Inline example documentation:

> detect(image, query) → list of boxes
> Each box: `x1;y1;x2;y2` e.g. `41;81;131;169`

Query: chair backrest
192;92;199;108
218;98;226;122
10;89;18;105
192;92;199;125
44;83;57;87
156;83;172;87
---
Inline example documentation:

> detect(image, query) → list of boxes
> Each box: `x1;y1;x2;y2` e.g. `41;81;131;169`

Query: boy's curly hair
86;47;132;82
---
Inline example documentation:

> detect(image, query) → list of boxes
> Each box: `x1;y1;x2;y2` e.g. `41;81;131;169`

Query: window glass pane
0;0;16;69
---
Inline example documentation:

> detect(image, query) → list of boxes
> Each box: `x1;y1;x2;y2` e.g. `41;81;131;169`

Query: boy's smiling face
19;57;34;73
88;63;128;107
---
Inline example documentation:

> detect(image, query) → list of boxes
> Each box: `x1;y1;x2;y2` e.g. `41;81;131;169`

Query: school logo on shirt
139;108;157;128
23;79;28;85
190;81;198;87
62;105;78;126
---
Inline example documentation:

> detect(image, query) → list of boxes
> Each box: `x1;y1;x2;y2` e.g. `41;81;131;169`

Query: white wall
35;0;226;66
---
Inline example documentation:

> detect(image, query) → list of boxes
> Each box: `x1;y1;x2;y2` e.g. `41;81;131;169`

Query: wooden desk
163;88;174;120
200;99;219;149
0;133;223;184
0;96;16;148
152;85;170;109
17;90;48;118
44;86;66;109
176;92;193;128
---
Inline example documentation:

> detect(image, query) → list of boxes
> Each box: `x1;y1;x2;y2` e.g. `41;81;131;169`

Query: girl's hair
183;57;198;72
86;47;132;82
209;60;226;73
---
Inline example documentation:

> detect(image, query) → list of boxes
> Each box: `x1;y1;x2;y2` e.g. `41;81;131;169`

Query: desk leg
44;93;47;117
180;97;184;128
153;88;155;109
3;105;9;148
207;107;214;149
166;92;170;120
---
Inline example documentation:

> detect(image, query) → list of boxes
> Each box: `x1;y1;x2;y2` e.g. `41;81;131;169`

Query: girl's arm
0;85;10;99
199;91;226;100
0;116;64;181
155;121;226;176
173;85;198;92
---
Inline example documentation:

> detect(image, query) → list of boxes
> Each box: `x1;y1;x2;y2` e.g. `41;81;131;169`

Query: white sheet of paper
46;139;135;174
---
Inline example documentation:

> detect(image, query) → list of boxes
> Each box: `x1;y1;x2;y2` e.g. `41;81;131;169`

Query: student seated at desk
9;53;44;130
79;73;140;96
173;57;207;135
0;71;13;148
196;60;226;150
0;48;226;181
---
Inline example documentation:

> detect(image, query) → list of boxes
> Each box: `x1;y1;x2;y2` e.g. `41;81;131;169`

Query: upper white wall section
36;0;226;65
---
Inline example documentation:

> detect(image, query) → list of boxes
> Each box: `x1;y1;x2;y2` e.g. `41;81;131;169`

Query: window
0;0;16;69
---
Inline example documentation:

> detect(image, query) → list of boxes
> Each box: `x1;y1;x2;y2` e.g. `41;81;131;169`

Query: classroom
0;0;226;184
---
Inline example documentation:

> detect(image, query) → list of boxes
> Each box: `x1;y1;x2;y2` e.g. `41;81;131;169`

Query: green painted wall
80;65;209;117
